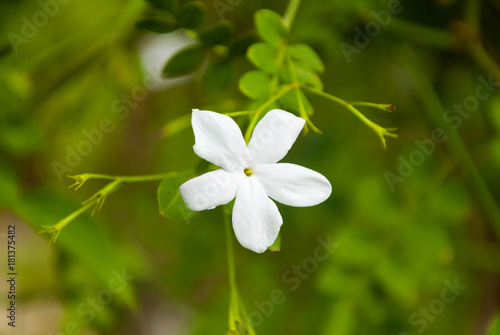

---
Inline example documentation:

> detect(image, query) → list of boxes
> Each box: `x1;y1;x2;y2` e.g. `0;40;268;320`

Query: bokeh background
1;0;500;334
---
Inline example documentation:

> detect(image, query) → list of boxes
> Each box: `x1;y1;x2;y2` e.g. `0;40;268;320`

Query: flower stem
224;212;237;290
39;200;96;245
302;86;397;148
223;211;257;335
43;172;173;243
283;0;301;28
286;56;321;134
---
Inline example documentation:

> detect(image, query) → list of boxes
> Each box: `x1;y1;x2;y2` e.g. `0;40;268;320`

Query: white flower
179;108;332;253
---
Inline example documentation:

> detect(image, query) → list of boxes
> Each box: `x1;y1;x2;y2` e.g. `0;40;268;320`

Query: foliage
1;0;500;334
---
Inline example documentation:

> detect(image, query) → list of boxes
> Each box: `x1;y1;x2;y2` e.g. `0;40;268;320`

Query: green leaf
135;18;178;33
278;87;314;116
268;233;281;251
175;1;206;29
239;70;272;99
158;173;196;221
146;0;176;11
255;9;288;47
287;43;325;73
247;42;280;74
229;32;258;57
162;44;206;77
203;58;234;91
281;60;323;90
199;21;234;46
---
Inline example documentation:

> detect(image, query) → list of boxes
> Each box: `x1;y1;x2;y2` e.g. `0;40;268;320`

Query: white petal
192;109;250;172
180;169;244;211
232;177;282;253
254;163;332;207
247;109;305;165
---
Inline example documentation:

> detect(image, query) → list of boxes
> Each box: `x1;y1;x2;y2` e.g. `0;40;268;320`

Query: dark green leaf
162;44;206;77
239;70;272;99
247;42;280;74
136;18;178;33
255;9;288;47
199;21;234;46
203;58;234;91
158;173;196;221
229;32;258;57
146;0;177;11
287;43;325;73
176;1;206;29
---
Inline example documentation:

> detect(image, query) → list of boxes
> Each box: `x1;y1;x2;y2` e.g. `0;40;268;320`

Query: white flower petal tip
179;169;244;211
255;163;332;207
232;178;282;253
181;108;332;253
191;109;250;172
248;109;306;165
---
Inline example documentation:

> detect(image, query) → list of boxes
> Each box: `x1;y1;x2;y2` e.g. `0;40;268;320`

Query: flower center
244;168;253;177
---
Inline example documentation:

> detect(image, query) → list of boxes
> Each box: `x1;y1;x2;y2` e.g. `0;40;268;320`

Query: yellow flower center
244;168;253;177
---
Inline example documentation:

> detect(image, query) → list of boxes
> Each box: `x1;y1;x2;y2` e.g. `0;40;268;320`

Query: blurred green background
1;0;500;334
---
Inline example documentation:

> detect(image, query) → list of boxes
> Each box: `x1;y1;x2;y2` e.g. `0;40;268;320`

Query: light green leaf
158;173;196;221
287;43;325;73
162;44;206;77
239;70;272;99
203;58;234;91
175;1;206;29
281;60;323;90
136;18;178;33
199;21;234;46
255;9;288;47
247;42;280;74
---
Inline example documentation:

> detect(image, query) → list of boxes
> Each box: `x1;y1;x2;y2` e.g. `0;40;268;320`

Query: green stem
383;17;458;50
400;43;500;237
283;0;301;28
464;0;480;32
39;200;97;244
244;84;296;143
350;102;394;112
286;56;321;134
224;111;254;117
302;86;397;148
224;212;237;290
224;212;239;332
